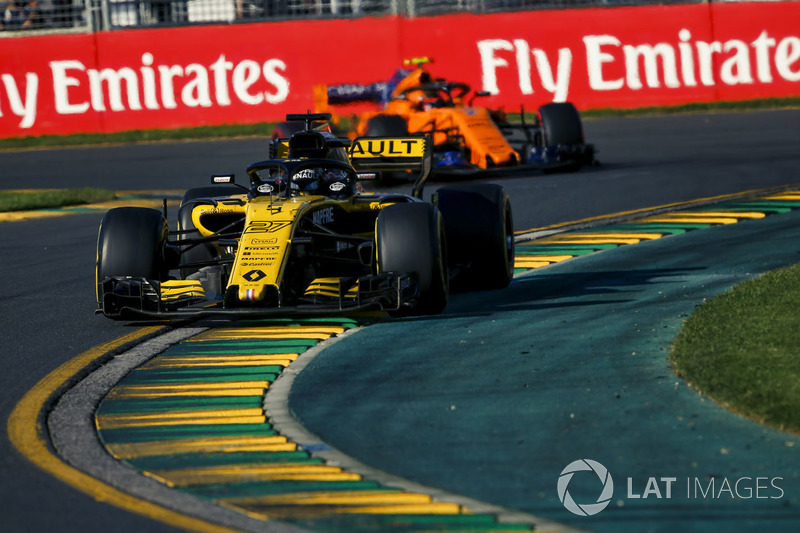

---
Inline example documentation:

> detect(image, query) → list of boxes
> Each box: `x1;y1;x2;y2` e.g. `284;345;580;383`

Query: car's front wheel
95;207;169;306
539;102;586;173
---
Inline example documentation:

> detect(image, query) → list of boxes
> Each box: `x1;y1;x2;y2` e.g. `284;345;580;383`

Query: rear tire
271;121;306;139
435;184;514;290
364;115;409;136
375;202;448;316
96;207;168;305
364;115;412;182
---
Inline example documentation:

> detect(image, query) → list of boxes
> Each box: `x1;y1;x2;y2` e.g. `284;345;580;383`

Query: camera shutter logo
557;459;614;516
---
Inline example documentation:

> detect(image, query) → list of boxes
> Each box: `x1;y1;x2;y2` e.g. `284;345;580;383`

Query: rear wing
269;113;349;160
313;83;387;115
349;136;432;199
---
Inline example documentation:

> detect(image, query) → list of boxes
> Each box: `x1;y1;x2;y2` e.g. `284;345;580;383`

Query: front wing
430;142;595;179
97;274;417;320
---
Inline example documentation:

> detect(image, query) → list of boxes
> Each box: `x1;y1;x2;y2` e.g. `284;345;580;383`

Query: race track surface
291;206;800;532
2;109;800;532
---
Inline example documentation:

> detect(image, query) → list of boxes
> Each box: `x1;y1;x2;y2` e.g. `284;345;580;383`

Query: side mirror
356;171;380;181
211;174;235;184
469;91;491;106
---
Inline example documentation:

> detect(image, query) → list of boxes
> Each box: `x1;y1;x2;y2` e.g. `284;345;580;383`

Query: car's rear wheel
96;207;169;305
434;184;514;290
364;114;410;136
271;121;306;139
375;202;448;316
178;186;243;278
364;115;413;182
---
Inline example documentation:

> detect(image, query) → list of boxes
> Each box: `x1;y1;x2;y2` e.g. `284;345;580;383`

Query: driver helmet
319;168;354;199
290;168;320;194
408;87;441;111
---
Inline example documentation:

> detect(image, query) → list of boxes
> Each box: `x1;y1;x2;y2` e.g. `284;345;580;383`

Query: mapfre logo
557;459;614;516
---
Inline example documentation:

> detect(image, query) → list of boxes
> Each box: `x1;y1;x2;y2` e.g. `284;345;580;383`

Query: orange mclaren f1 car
311;57;595;176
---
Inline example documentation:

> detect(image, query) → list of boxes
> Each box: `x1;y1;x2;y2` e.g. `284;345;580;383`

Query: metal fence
0;0;742;34
1;0;85;30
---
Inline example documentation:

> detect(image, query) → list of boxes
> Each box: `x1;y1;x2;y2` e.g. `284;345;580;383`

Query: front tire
96;207;169;305
539;102;586;173
539;102;585;146
375;202;448;316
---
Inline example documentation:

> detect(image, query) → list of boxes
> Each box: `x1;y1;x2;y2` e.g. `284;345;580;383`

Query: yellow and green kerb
514;192;800;274
95;317;533;532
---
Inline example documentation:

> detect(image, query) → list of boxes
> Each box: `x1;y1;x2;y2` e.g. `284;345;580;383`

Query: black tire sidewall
271;121;306;139
365;115;410;136
96;207;168;303
375;202;448;315
539;102;584;146
435;184;514;290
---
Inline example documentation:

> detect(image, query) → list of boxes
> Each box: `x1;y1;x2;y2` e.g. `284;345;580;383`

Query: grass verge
0;122;276;151
0;188;117;212
670;263;800;435
581;96;800;119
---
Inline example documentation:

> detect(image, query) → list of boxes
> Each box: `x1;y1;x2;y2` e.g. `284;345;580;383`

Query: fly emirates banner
1;2;798;138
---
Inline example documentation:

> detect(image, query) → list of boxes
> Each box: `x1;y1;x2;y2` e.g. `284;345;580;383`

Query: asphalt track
3;109;800;230
291;206;800;532
2;109;800;532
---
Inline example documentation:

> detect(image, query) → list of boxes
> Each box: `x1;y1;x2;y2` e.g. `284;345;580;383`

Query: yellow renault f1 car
313;58;595;176
96;113;514;320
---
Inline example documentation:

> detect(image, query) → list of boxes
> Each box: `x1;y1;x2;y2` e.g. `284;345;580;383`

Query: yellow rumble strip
148;465;357;487
106;436;295;460
94;319;539;531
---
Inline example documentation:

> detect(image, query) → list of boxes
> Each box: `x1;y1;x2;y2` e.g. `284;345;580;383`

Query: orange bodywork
314;64;521;169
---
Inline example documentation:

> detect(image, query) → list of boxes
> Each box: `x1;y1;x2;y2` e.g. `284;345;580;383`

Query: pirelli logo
350;137;426;159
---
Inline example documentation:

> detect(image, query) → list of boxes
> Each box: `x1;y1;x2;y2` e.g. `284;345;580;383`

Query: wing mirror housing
211;174;235;184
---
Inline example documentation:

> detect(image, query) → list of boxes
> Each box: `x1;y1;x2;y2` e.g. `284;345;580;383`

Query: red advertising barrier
0;2;798;139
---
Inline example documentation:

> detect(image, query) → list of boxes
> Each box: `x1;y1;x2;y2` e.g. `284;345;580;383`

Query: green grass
670;263;800;434
0;188;117;212
1;97;798;152
0;122;277;151
581;96;800;119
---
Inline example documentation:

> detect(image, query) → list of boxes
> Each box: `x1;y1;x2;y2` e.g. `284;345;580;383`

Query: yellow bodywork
174;135;427;309
304;278;360;299
189;196;303;303
187;193;401;306
230;197;302;302
160;280;205;301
